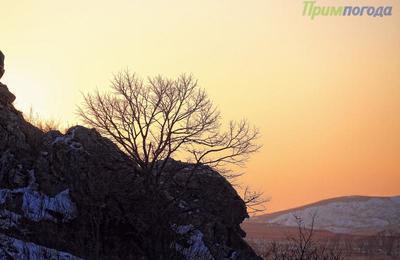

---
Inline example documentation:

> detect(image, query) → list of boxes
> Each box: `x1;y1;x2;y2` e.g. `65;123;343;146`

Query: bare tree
243;186;268;215
256;214;344;260
78;71;260;185
78;70;263;259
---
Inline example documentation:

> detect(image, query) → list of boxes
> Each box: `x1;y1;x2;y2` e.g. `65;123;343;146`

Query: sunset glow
2;0;400;212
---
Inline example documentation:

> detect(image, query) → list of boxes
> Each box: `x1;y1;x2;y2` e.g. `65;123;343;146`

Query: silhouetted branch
78;70;261;184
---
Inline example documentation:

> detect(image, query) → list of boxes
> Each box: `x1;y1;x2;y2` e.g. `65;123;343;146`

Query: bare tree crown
78;71;260;176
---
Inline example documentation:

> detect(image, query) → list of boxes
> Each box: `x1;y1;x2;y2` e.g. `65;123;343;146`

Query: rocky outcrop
0;84;15;105
0;85;260;259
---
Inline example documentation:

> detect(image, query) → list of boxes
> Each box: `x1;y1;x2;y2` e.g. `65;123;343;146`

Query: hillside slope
250;196;400;234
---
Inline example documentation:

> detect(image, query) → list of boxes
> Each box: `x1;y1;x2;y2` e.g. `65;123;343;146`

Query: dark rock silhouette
0;84;15;105
0;86;260;259
0;50;4;80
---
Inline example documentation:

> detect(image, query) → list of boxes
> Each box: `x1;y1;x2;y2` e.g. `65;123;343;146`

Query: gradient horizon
2;0;399;212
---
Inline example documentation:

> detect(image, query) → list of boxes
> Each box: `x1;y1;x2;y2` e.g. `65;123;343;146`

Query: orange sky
2;0;399;212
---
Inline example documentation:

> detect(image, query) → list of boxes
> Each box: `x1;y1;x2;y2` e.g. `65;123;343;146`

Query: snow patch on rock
0;210;21;229
0;234;82;259
0;170;77;223
21;189;77;222
174;224;214;260
52;128;83;151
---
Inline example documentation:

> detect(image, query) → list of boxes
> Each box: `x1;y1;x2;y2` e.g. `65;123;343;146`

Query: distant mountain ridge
249;195;400;234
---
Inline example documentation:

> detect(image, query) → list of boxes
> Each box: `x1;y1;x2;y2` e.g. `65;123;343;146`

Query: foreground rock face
0;85;260;259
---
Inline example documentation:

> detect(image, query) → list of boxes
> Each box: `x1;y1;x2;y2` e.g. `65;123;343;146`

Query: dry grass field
242;222;400;259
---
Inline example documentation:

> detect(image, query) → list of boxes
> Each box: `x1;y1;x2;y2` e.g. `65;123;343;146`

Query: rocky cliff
0;83;260;259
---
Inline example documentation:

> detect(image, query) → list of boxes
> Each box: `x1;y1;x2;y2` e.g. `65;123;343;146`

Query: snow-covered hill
250;196;400;234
